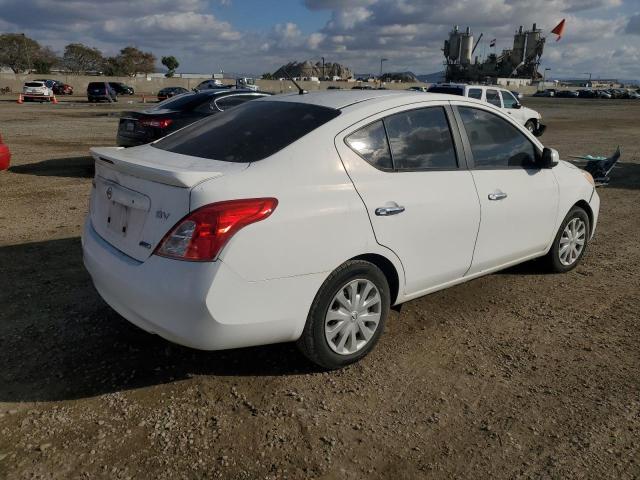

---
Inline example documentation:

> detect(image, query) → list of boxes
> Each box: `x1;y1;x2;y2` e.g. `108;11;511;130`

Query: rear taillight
155;198;278;261
140;118;173;129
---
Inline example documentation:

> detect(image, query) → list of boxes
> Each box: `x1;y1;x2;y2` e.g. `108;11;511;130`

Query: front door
335;104;481;296
453;104;559;274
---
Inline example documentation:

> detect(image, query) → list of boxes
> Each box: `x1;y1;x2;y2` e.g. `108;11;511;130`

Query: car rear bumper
82;219;321;350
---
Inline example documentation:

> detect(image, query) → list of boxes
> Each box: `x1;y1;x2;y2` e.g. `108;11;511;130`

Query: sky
0;0;639;79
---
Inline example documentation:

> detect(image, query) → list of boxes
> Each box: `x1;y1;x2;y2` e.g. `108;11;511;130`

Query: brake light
140;118;173;129
155;198;278;261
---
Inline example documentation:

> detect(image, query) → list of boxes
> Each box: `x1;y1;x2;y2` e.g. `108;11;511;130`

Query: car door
485;89;502;109
335;103;481;296
500;90;526;126
451;103;559;274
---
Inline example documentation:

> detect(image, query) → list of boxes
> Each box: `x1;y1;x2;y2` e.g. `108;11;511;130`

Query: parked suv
427;83;545;136
87;82;118;102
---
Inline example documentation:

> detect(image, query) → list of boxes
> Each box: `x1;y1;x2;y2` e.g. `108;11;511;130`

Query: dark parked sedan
109;82;135;95
554;90;579;98
157;87;189;101
116;89;271;147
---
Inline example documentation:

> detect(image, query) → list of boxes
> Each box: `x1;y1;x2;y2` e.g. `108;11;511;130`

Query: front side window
154;101;340;162
468;88;483;100
458;107;537;168
486;89;501;107
384;107;457;170
500;91;519;108
345;120;392;170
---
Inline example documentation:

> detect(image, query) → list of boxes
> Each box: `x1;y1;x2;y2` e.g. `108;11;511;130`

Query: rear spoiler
91;146;247;188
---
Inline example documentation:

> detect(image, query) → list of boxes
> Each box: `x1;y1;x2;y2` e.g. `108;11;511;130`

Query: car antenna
282;68;307;95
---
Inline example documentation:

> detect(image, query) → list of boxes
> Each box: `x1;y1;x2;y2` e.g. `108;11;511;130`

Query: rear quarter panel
188;123;405;284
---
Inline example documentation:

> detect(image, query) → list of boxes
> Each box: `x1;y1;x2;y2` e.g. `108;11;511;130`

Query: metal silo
460;27;473;64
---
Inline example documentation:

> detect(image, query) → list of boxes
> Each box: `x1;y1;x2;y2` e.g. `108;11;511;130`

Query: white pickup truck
427;83;545;136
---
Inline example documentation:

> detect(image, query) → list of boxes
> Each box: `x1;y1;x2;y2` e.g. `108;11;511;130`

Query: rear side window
154;101;340;162
468;88;482;100
345;121;392;170
427;86;464;96
486;89;501;107
458;107;537;168
384;107;457;170
214;95;256;111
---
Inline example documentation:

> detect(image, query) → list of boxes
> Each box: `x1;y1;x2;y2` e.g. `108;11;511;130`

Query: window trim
212;93;268;112
342;104;468;173
451;104;542;171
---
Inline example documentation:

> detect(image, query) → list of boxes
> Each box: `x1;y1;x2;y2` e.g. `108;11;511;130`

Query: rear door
335;103;480;296
451;103;558;274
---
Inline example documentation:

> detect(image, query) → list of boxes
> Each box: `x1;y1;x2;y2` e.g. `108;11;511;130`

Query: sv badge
156;210;170;220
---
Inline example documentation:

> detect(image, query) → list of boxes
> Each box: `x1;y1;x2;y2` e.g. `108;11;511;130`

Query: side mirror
513;102;522;109
540;147;559;168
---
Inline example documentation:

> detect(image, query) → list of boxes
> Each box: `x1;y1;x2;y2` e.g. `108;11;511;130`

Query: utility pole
321;57;325;81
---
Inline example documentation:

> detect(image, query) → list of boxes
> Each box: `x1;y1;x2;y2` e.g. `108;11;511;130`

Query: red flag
551;19;565;41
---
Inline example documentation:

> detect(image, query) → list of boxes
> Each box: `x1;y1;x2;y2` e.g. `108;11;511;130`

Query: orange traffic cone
52;95;58;104
17;94;23;104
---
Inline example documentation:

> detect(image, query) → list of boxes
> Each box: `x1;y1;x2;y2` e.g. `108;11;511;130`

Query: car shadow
0;238;317;403
9;156;94;178
607;162;640;190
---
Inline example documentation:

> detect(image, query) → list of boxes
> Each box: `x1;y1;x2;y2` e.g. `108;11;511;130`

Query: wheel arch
350;253;400;306
573;199;594;235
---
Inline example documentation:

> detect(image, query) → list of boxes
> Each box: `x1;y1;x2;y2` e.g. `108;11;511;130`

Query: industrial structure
444;24;545;83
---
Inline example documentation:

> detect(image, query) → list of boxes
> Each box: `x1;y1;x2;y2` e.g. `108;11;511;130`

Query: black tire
525;120;536;133
297;260;390;369
544;206;590;273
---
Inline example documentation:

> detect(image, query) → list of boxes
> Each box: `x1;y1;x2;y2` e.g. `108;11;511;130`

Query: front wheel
297;260;390;369
544;206;590;273
525;120;536;133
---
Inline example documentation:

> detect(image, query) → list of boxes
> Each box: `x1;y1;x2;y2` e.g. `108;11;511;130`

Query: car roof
264;89;472;111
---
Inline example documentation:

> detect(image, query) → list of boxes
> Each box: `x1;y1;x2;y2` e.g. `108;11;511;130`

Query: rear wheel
544;206;590;273
297;260;390;369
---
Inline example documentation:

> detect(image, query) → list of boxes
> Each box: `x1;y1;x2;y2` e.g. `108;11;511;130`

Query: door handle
488;191;508;201
375;205;405;216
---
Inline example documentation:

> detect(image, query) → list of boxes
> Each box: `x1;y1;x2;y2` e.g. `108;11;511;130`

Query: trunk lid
89;145;248;261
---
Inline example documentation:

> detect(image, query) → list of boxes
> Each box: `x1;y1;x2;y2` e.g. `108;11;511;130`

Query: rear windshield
427;86;464;96
88;82;106;88
153;101;341;162
152;92;209;111
25;82;44;87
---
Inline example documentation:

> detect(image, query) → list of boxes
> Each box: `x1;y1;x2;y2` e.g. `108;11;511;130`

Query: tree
0;33;42;73
261;72;274;80
103;47;155;76
63;43;104;74
33;46;58;74
161;56;179;77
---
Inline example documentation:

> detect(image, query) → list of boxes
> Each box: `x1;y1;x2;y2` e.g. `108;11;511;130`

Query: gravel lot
0;96;639;479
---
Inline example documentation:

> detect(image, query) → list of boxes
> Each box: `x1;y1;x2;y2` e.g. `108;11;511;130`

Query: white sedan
82;90;599;369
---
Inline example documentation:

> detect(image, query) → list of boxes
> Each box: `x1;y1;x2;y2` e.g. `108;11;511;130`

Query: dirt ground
0;96;639;479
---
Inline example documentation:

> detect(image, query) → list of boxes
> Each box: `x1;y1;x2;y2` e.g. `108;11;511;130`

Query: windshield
153;100;341;163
